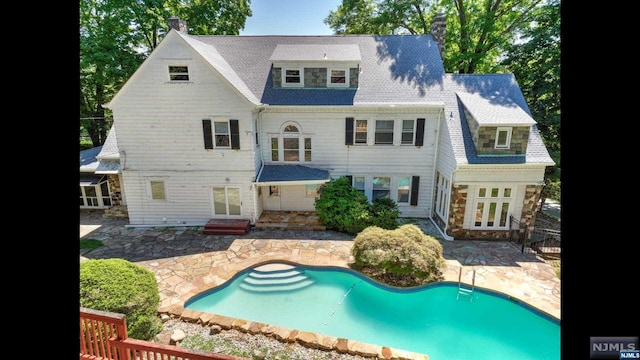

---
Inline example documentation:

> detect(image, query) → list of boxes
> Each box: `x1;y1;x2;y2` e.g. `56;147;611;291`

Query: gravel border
161;319;372;360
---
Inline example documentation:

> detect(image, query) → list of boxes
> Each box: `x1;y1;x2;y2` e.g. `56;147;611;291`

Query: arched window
270;123;312;162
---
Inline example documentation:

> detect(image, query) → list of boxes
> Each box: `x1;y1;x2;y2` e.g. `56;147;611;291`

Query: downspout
253;161;265;225
252;105;268;225
429;109;454;241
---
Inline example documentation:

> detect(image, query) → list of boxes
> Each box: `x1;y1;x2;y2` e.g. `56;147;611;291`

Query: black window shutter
345;175;353;185
230;119;240;149
415;118;425;146
202;119;213;149
410;176;420;205
345;117;354;145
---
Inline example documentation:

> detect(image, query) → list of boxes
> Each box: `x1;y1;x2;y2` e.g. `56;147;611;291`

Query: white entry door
212;186;241;217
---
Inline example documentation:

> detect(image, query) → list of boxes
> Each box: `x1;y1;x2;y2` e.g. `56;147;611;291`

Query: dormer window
283;68;303;87
168;66;189;81
328;68;348;87
495;127;512;149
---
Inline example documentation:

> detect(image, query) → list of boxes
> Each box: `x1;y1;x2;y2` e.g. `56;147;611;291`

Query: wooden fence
80;307;249;360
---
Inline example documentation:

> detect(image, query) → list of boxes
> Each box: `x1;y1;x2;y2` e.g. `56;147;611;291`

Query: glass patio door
213;186;241;217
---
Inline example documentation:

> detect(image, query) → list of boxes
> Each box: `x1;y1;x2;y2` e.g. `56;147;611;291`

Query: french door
212;186;241;217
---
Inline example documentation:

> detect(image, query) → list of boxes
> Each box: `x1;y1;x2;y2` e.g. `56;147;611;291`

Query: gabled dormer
456;92;536;156
269;44;361;89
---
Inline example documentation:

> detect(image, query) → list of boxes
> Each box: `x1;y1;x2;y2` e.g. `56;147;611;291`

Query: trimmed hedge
80;258;163;340
351;224;445;282
315;177;399;234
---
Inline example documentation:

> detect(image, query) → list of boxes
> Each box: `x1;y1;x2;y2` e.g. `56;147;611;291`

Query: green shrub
79;238;103;250
351;224;445;282
369;197;399;230
80;258;163;340
315;177;400;234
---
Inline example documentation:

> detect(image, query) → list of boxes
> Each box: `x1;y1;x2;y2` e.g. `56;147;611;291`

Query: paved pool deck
80;215;560;321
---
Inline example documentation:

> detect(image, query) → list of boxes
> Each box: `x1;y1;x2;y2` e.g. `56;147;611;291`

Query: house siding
110;34;259;225
259;108;440;217
122;171;255;225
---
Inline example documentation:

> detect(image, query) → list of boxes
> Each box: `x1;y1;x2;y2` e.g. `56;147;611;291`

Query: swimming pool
185;262;560;360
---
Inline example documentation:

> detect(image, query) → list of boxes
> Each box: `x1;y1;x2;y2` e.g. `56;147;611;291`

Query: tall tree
500;0;560;201
80;0;147;147
80;0;252;147
324;0;544;74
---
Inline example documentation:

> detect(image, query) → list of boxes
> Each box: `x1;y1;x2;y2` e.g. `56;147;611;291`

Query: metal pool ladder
457;267;476;301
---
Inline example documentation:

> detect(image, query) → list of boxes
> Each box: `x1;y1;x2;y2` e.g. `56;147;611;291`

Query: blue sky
240;0;343;35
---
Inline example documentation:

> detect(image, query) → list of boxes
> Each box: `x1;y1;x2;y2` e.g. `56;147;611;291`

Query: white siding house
98;16;555;240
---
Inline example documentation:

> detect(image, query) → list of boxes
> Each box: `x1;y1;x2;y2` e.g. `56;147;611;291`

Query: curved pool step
240;263;314;292
239;278;315;292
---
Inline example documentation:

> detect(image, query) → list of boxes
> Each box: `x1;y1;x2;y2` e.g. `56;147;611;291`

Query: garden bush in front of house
80;258;163;340
315;176;399;234
351;224;445;283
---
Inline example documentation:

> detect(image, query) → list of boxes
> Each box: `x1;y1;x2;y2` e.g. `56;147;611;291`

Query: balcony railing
80;307;249;360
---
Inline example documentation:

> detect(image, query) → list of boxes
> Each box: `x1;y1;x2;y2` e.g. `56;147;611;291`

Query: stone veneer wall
446;184;543;240
103;175;129;219
447;184;468;238
272;68;281;87
304;68;327;88
520;185;543;240
476;126;529;155
160;306;429;360
349;68;359;88
464;108;530;155
272;67;358;88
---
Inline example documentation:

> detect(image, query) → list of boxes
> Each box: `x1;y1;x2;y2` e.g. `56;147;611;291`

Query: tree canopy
79;0;252;147
324;0;545;74
325;0;560;199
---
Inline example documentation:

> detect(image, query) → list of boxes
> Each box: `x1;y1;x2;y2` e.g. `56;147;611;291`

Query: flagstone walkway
80;213;560;320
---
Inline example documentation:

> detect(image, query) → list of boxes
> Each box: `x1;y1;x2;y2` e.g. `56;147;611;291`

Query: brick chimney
168;16;188;34
430;13;446;58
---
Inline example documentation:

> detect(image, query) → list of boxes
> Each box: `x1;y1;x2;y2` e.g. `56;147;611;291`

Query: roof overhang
95;159;121;174
80;174;107;186
254;165;331;186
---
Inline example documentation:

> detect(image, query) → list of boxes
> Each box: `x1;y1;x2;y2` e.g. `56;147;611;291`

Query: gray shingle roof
443;74;553;165
257;165;330;183
178;34;446;106
456;91;535;126
269;44;361;61
169;32;554;167
80;146;102;172
97;126;120;159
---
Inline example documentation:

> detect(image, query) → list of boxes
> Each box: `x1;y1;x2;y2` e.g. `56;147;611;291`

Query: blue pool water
185;262;560;360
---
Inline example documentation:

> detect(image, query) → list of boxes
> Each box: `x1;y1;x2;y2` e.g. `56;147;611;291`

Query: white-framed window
328;68;348;87
305;184;318;197
353;176;365;195
401;120;415;145
372;176;391;200
397;176;411;204
355;120;368;144
495;127;512;149
149;179;167;201
435;173;450;218
473;186;513;229
375;120;394;145
304;137;312;161
282;68;303;87
168;65;189;81
270;123;312;163
79;179;111;208
271;137;279;161
351;175;418;204
212;186;241;216
214;121;230;148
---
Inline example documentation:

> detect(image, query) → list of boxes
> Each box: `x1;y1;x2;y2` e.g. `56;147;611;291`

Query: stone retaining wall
158;305;429;360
